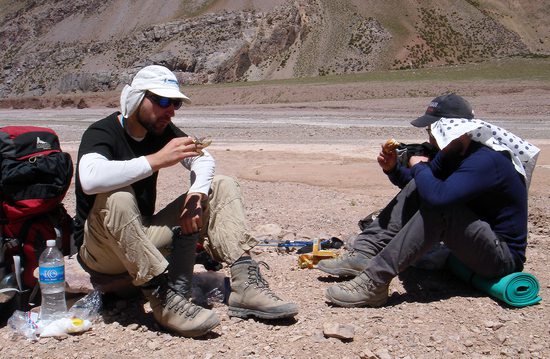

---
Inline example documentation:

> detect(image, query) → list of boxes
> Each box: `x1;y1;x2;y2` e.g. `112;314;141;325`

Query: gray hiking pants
353;180;517;284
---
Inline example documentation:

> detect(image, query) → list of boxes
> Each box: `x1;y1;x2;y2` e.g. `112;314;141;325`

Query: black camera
396;142;438;168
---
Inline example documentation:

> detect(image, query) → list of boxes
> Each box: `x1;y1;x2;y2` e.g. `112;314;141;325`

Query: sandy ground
0;83;549;358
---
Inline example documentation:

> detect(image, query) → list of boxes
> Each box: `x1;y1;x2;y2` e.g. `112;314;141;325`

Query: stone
64;255;93;294
323;322;355;340
360;348;378;359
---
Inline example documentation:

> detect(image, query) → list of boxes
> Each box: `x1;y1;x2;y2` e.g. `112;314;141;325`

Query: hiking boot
142;276;220;337
228;259;299;319
316;249;371;277
325;272;389;308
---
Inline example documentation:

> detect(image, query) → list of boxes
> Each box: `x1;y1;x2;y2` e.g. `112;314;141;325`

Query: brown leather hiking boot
142;277;220;337
228;259;299;319
316;249;371;277
325;272;389;308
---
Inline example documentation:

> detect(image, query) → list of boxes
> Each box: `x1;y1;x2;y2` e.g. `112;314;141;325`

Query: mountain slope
0;0;548;98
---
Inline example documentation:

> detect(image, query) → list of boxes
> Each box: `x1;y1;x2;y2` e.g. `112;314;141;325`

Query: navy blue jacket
410;142;528;267
386;162;413;189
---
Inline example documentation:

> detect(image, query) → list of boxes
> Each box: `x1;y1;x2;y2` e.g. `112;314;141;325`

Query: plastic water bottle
39;239;67;321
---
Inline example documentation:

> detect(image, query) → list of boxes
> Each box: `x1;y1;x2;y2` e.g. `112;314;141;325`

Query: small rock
496;333;508;343
375;348;392;359
126;323;140;331
289;335;304;342
64;255;93;294
323;322;355;340
147;340;160;350
359;347;377;359
311;329;326;343
529;344;545;352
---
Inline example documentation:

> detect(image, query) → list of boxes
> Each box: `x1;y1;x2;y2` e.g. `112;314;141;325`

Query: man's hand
180;192;205;235
146;137;206;171
377;144;397;172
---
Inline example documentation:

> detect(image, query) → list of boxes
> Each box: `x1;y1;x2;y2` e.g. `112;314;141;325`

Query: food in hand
383;138;400;154
192;136;212;155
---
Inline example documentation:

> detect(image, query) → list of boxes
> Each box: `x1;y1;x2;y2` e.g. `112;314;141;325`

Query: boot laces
245;261;282;301
339;273;373;293
335;250;358;264
153;283;202;318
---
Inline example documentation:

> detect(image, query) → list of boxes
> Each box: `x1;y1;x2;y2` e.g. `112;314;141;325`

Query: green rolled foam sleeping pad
446;255;541;308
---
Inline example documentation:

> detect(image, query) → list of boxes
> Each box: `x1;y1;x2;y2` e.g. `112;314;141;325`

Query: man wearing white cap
74;65;298;337
319;93;539;308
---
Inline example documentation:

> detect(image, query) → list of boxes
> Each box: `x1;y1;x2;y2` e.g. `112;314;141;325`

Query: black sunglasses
145;92;183;110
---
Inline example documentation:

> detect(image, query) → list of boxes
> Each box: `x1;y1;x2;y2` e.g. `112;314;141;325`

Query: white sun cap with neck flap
120;65;191;117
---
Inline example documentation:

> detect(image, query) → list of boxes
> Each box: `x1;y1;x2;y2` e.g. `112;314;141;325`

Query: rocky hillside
1;0;548;99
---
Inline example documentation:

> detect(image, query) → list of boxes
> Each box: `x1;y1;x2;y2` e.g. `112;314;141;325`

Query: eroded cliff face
0;0;547;98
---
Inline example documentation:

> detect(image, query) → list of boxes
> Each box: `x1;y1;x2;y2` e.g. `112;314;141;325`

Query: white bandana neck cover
431;118;540;188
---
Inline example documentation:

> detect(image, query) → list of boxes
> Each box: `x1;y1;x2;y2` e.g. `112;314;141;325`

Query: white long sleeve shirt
78;149;215;196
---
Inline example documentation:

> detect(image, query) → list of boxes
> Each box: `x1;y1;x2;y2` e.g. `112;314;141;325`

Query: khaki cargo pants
79;175;258;286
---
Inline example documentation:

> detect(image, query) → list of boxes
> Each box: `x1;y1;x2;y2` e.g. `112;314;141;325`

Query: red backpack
0;126;73;292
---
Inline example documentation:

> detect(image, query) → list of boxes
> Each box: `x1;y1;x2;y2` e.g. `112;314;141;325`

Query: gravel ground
0;83;549;358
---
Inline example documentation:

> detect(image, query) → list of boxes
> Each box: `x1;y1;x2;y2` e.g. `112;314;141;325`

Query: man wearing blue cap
318;93;475;277
318;93;539;308
74;65;298;337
